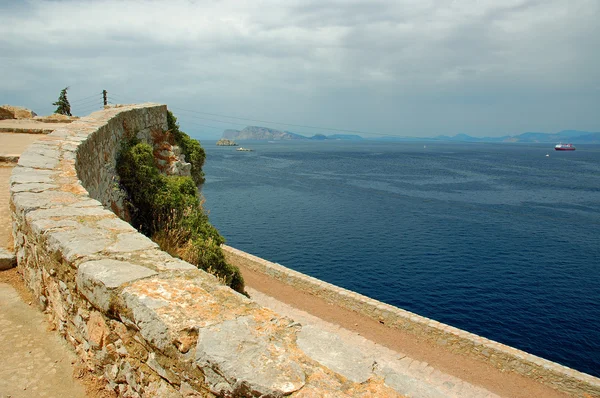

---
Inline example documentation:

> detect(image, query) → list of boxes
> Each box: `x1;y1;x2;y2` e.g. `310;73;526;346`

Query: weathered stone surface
9;166;57;185
46;225;113;262
195;315;306;396
145;380;181;398
34;113;79;123
87;310;110;349
1;105;37;119
146;353;179;384
96;217;137;233
107;232;158;253
296;324;375;383
0;248;17;270
10;182;59;193
11;191;81;215
17;151;60;169
0;106;13;119
77;259;157;312
120;275;254;353
26;205;108;222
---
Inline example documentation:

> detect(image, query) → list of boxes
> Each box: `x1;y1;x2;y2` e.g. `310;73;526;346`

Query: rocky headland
222;126;364;141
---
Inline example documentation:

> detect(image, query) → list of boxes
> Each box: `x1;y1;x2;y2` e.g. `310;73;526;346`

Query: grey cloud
0;0;598;138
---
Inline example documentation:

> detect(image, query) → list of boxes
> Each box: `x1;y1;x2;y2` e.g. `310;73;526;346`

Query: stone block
9;167;57;185
0;105;37;119
45;225;113;262
0;248;17;270
77;259;157;312
195;315;305;396
107;233;158;253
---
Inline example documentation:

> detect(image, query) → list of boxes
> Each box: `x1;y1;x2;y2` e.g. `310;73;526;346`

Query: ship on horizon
555;143;576;151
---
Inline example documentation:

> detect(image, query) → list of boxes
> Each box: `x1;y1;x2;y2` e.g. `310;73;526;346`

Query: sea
199;140;600;378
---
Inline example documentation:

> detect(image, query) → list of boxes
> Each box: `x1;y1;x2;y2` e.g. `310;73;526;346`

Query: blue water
200;140;600;377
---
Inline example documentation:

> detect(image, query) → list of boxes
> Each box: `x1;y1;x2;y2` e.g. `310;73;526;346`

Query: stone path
0;131;87;398
248;287;500;398
0;283;86;398
0;119;69;134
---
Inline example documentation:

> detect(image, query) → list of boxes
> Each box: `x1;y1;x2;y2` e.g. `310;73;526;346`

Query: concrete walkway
0;129;88;398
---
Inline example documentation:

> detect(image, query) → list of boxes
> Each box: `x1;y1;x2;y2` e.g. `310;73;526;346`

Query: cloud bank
1;0;599;138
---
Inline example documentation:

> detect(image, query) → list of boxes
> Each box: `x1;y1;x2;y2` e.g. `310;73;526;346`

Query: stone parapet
223;244;600;397
9;104;411;397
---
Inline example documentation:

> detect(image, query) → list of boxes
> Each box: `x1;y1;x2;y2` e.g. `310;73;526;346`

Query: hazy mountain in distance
222;126;364;140
377;130;600;143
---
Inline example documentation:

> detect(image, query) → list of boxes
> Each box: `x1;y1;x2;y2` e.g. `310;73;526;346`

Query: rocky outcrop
153;141;192;177
216;138;238;146
223;126;305;140
0;105;37;120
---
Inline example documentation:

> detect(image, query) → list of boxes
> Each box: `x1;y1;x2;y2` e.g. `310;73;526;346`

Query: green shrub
167;111;206;185
116;137;245;293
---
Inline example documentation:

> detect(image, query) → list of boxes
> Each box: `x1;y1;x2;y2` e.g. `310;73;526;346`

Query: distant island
222;126;364;141
220;126;600;144
216;138;238;146
378;130;600;144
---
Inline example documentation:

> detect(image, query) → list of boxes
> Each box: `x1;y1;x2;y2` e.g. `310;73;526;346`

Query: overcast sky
1;0;599;139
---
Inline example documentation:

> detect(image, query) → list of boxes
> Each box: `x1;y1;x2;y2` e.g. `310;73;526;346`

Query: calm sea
200;140;600;377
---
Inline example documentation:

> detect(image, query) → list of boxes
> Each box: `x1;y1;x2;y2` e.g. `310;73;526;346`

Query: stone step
0;154;19;164
0;248;16;270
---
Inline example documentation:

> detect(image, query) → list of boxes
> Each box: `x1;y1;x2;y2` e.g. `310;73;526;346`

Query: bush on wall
167;111;206;185
116;128;245;293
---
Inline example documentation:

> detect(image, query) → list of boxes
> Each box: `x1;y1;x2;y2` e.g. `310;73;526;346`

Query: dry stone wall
10;104;408;397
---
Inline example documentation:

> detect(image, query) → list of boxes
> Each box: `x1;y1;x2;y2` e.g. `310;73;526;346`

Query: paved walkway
0;119;69;134
0;130;88;398
0;282;86;398
249;287;501;398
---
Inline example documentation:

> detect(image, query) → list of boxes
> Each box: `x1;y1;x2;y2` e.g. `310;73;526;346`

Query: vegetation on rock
167;111;206;185
52;87;72;116
116;121;245;293
216;138;238;146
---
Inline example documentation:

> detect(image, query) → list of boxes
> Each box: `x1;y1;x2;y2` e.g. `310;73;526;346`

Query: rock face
223;126;305;140
0;105;37;120
153;141;192;177
216;138;238;146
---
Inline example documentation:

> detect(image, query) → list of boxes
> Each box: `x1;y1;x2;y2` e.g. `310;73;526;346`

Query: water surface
200;140;600;377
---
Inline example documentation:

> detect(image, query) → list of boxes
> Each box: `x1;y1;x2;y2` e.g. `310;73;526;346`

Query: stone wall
222;244;600;398
9;104;408;397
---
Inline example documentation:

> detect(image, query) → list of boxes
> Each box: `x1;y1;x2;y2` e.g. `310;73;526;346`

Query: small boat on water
236;147;253;152
555;143;576;151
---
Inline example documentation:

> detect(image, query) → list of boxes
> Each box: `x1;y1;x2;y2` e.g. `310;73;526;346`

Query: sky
1;0;599;139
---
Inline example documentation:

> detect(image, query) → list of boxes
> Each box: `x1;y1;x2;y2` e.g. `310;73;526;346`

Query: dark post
103;90;107;106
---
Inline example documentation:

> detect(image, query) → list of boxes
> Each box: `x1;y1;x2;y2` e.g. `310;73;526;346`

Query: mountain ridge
221;126;600;143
